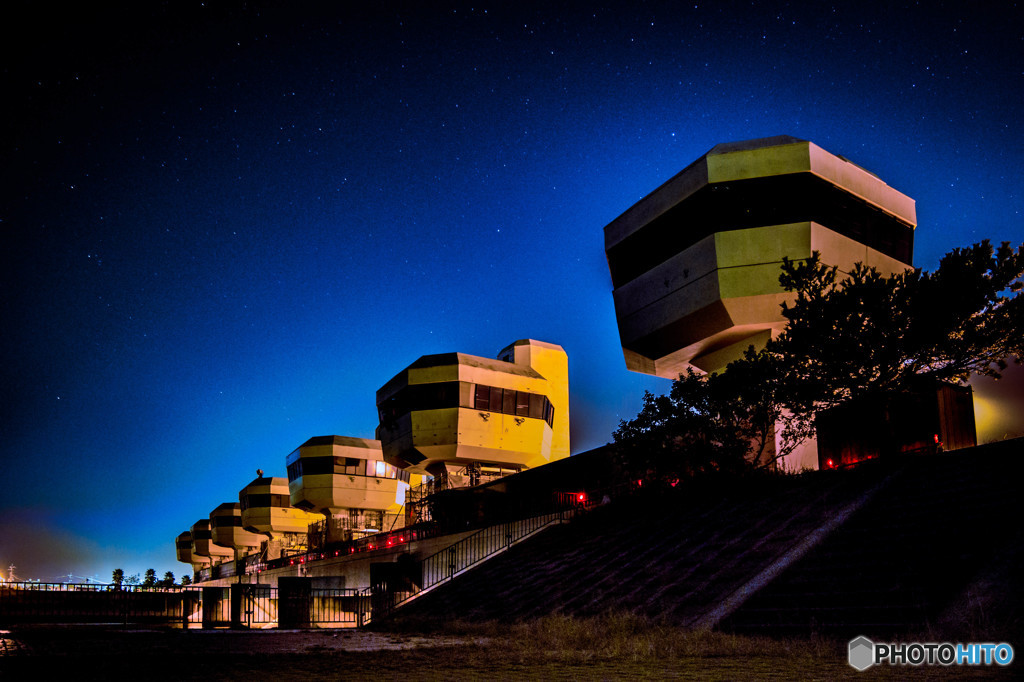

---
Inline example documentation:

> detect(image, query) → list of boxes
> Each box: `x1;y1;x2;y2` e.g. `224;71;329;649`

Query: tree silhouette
615;240;1023;476
772;240;1023;443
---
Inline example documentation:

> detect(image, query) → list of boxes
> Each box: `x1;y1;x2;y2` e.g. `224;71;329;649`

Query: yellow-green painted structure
287;435;415;542
189;518;233;567
604;136;917;378
376;339;570;482
210;502;264;561
238;474;323;560
240;475;323;536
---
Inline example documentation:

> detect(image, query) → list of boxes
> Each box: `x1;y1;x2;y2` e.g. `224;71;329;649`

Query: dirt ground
1;625;1016;681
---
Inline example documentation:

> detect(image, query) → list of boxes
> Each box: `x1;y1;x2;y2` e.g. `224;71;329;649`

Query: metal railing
419;511;564;588
310;588;364;626
261;524;446;573
0;582;373;629
362;506;585;624
0;583;206;626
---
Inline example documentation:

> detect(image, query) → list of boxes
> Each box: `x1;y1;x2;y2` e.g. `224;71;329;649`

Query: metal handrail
361;505;587;625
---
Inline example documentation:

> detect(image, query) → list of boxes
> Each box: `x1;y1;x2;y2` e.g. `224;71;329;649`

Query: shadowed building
604;136;916;378
174;531;203;573
817;382;978;468
286;436;412;543
376;339;569;488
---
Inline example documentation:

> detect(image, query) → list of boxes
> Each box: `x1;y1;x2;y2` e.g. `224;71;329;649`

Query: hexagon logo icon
848;636;875;671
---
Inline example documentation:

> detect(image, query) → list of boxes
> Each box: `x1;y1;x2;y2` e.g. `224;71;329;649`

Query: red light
350;547;355;554
826;459;834;469
577;493;585;502
934;434;941;444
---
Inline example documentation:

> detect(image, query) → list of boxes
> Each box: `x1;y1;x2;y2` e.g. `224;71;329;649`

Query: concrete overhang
604;136;916;253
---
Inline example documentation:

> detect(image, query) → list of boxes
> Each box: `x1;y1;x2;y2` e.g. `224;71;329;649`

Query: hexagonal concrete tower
175;531;202;572
286;435;411;543
209;502;264;561
604;136;916;378
376;339;569;485
189;518;233;567
239;474;323;560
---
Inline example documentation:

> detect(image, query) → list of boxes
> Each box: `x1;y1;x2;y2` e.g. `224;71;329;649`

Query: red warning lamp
577;493;585;503
826;459;835;469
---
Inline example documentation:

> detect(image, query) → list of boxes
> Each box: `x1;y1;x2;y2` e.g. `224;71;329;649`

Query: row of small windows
378;381;555;427
606;174;915;288
211;515;243;528
286;457;411;484
473;384;555;426
240;493;292;511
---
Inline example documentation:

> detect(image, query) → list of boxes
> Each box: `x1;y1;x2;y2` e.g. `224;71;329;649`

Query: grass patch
385;611;837;665
360;614;1018;679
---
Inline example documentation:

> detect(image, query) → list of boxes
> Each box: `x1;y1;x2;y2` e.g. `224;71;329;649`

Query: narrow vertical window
489;386;503;412
529;393;545;420
475;385;491;410
515;391;530;417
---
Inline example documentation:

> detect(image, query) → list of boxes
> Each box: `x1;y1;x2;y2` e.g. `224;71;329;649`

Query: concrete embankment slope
385;439;1023;640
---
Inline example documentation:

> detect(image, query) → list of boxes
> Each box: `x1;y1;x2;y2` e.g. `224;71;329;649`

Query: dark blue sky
3;1;1022;582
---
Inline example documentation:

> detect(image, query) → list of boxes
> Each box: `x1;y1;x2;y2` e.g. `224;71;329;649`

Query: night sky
3;2;1022;582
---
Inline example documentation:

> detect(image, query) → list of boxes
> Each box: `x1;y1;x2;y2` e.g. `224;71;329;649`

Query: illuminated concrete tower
376;339;570;487
604;136;916;378
189;518;233;567
239;475;323;560
286;436;411;543
209;502;264;562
